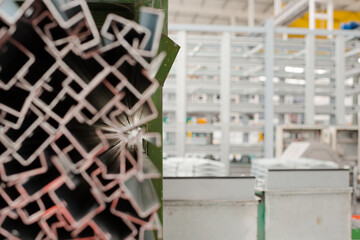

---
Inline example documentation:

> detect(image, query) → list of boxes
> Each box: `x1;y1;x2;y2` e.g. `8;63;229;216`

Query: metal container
263;169;352;240
163;177;258;240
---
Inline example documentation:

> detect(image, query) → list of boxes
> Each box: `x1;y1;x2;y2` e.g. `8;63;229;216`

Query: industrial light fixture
258;76;266;81
315;69;328;74
285;78;306;85
284;66;304;74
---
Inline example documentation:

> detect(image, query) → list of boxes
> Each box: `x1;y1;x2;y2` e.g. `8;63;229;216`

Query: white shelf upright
220;32;231;173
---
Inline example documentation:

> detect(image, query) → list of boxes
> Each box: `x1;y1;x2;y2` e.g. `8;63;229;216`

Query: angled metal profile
122;174;160;219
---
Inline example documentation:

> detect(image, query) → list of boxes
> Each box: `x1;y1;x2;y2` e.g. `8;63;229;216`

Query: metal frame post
354;78;359;125
274;0;282;15
309;0;316;30
327;0;334;30
335;35;345;125
305;33;315;125
220;32;231;174
309;0;334;31
176;31;187;158
248;0;255;27
264;20;274;158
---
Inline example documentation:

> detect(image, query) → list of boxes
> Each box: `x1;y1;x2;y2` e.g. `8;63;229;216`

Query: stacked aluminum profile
163;157;227;177
0;0;168;239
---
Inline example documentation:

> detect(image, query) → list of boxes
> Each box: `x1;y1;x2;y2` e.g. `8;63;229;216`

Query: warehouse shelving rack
275;125;324;157
163;22;360;174
322;126;360;167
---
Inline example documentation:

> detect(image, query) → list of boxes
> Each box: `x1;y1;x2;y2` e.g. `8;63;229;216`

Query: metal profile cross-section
0;0;176;238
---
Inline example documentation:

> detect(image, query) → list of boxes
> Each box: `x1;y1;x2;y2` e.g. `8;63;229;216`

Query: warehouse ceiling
169;0;360;26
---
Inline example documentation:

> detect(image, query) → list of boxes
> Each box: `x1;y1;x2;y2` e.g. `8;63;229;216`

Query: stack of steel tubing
0;0;167;239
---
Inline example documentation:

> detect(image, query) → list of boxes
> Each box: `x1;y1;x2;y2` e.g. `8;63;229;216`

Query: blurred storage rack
322;126;360;167
275;125;324;157
163;22;360;174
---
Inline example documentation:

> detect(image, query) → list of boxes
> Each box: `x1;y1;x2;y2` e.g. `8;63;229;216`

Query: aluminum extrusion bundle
0;0;167;239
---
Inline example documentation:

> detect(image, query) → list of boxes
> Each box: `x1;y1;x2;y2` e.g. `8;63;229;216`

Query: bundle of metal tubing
0;0;166;238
